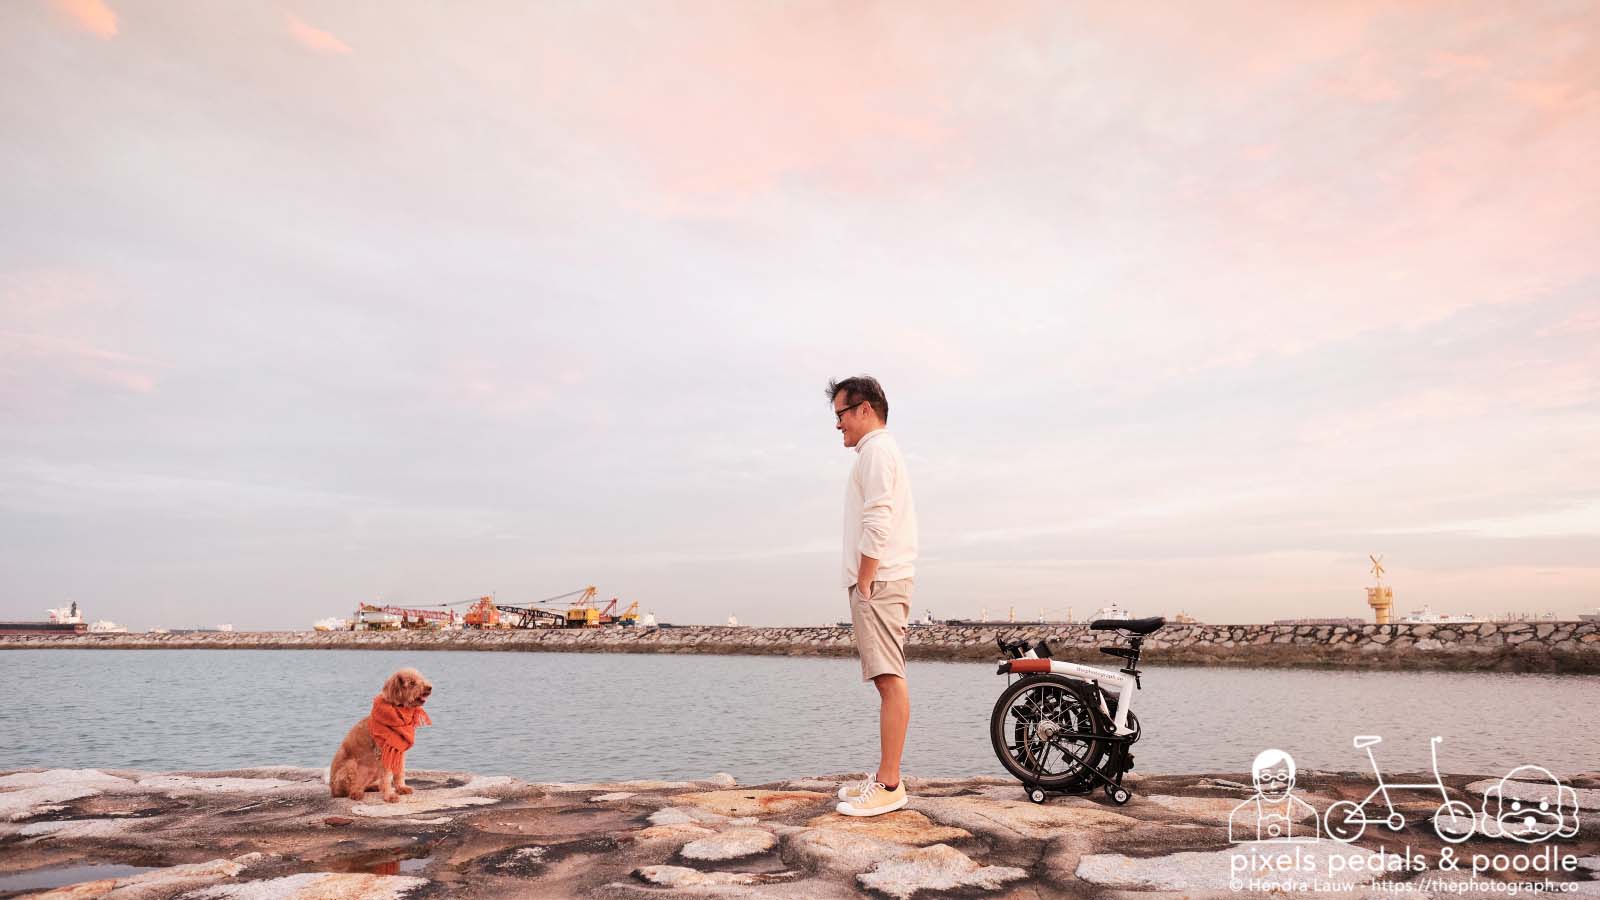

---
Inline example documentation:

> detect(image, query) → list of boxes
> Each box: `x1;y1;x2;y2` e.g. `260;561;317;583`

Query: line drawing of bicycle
1324;735;1476;844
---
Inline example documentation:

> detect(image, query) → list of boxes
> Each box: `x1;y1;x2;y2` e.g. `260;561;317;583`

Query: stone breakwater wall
5;620;1598;672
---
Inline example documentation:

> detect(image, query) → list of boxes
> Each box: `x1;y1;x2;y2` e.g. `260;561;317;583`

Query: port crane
382;587;641;631
461;588;600;629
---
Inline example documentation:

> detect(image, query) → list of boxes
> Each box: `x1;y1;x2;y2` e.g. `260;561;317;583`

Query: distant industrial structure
1354;554;1567;625
328;587;651;632
1366;554;1394;624
1275;617;1367;626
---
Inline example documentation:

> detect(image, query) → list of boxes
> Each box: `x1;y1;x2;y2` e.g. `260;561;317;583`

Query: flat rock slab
0;785;105;822
856;843;1028;900
30;858;250;898
186;872;428;898
679;826;777;860
18;819;142;839
1142;793;1320;825
136;775;305;795
0;770;138;792
636;866;799;887
1077;844;1384;892
551;773;735;792
631;823;717;845
5;768;1597;898
347;793;500;817
805;810;971;845
785;827;909;875
914;795;1140;839
675;789;831;817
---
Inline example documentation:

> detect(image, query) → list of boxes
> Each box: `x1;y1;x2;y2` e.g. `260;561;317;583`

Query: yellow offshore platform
1366;554;1394;624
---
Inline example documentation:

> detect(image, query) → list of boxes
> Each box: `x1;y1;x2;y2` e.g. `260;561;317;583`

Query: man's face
1254;762;1294;801
833;392;873;448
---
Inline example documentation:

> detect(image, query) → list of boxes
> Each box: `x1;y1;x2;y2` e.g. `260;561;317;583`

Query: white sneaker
838;774;875;801
836;781;908;817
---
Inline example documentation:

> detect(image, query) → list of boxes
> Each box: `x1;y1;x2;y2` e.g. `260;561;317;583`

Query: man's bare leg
873;673;909;787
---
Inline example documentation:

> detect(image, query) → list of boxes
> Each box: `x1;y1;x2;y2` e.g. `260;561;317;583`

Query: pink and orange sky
1;1;1596;627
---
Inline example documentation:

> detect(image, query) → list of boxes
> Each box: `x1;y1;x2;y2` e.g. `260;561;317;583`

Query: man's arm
856;444;894;596
857;554;880;596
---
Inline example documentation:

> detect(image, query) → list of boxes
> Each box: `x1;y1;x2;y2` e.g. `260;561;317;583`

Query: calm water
2;650;1596;782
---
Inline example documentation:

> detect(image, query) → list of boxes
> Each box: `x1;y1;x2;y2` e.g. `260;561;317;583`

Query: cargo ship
0;602;90;636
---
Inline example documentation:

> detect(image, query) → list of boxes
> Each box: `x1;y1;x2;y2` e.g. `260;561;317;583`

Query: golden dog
329;668;432;802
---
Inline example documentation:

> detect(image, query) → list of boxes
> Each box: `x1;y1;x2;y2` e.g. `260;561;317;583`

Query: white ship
313;617;350;632
47;602;84;625
1090;603;1133;621
88;620;128;633
1579;608;1599;623
2;601;89;635
1399;605;1477;624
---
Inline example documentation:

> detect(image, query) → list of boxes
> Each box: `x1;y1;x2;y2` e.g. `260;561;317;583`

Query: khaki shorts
849;578;913;682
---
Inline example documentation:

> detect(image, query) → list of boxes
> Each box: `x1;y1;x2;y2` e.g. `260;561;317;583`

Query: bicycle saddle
1353;735;1383;749
1090;616;1165;634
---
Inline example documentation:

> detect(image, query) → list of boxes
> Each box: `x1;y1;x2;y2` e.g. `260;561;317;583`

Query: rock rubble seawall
4;621;1598;672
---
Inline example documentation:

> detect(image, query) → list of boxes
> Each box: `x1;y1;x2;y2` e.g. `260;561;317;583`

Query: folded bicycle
990;616;1165;805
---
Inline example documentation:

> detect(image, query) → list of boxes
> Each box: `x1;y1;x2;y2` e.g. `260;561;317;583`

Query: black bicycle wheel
990;674;1107;791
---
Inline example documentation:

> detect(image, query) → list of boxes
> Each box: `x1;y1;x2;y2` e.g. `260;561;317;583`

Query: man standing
828;375;918;817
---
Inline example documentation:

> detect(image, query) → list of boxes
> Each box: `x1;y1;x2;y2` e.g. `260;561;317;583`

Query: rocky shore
6;620;1600;672
3;765;1597;898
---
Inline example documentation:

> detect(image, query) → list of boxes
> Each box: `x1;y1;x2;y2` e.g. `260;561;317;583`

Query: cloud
520;3;1025;215
1;1;1597;627
0;331;161;393
0;270;167;400
285;12;351;55
54;0;116;39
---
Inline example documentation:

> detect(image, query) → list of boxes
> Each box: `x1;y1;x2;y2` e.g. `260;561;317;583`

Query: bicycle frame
1005;653;1139;735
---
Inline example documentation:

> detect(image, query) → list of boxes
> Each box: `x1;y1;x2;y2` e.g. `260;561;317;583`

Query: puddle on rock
319;846;437;877
0;863;160;894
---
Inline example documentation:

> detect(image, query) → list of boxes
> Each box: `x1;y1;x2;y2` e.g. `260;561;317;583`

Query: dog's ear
381;671;407;705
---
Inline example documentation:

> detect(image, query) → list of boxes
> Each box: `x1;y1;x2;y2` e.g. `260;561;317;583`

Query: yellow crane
564;586;601;628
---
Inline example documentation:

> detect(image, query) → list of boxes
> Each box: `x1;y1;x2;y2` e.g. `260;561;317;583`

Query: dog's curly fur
329;667;432;802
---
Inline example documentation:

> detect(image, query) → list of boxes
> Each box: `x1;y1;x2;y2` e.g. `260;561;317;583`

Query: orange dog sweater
369;696;432;776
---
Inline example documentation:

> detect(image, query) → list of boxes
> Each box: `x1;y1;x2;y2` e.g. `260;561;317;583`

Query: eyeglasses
1256;772;1293;784
833;401;863;423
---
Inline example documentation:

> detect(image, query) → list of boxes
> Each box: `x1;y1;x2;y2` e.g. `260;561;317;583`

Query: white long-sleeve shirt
842;429;918;586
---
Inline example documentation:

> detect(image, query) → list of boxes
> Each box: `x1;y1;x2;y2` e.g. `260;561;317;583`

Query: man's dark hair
827;375;889;423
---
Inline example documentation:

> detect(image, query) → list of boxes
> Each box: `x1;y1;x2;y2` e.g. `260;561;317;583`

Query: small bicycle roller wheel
1105;784;1131;805
990;674;1106;792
